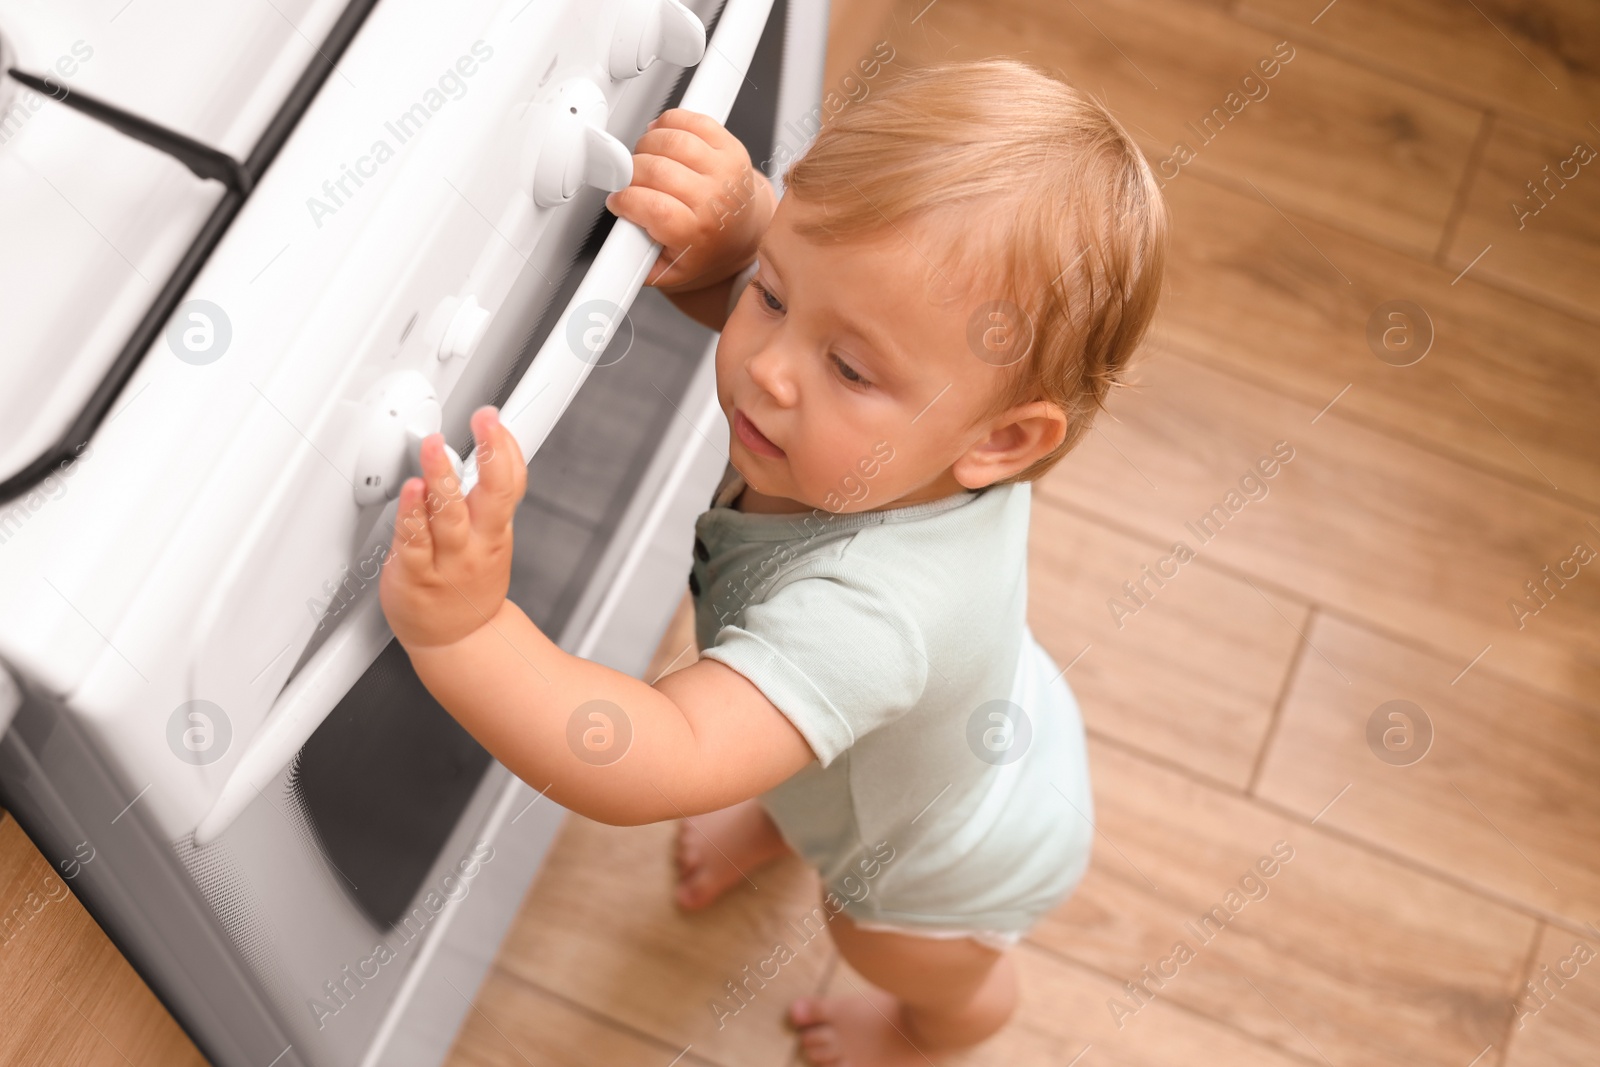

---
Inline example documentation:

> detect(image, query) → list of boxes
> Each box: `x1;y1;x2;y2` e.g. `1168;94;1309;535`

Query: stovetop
2;0;356;153
0;0;376;500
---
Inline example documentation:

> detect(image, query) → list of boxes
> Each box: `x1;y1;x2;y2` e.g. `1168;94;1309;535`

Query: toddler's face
716;196;1019;514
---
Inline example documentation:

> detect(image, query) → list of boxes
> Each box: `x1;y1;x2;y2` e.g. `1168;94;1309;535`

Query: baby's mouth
733;409;786;458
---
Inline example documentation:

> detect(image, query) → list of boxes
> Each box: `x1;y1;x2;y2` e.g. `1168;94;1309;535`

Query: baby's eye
750;279;784;314
831;353;868;386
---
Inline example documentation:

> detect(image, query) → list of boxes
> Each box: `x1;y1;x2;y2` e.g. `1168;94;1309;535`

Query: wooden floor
447;1;1600;1065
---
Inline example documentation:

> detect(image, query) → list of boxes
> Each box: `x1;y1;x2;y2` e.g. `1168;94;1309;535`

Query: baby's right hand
605;109;776;295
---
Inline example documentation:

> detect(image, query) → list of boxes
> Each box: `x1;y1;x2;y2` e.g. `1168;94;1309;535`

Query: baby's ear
950;401;1067;488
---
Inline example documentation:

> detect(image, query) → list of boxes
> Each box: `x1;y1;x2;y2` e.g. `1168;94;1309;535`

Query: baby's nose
746;347;798;405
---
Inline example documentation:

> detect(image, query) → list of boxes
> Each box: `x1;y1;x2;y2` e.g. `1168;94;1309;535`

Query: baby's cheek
801;442;858;512
836;470;867;504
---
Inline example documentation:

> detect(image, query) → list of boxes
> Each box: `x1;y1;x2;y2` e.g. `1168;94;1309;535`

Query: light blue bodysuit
688;466;1094;942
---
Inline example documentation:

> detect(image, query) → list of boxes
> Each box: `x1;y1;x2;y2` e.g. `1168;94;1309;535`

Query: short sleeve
700;572;929;767
725;260;760;318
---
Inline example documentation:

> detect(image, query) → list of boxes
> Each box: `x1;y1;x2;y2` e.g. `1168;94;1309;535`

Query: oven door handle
194;0;774;847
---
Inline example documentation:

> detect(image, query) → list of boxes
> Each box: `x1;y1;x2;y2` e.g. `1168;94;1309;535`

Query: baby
380;59;1168;1066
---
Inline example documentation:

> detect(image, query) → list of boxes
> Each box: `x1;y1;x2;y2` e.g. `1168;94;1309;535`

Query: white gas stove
0;0;827;1063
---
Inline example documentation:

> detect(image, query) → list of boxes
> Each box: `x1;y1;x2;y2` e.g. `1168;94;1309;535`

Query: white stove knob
609;0;707;80
353;371;461;505
526;78;634;208
431;294;492;361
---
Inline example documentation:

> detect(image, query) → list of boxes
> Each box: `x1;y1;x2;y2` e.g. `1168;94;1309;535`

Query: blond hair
781;59;1169;482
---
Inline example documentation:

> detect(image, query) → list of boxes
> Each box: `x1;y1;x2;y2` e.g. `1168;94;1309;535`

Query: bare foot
673;798;790;910
789;993;944;1067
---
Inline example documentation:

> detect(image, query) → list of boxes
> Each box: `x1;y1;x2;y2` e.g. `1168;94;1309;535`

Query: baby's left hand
605;109;776;294
379;406;527;649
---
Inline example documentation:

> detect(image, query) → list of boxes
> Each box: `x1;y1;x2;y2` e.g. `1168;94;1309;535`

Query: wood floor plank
1503;921;1600;1067
1038;351;1600;709
1155;174;1600;506
1445;119;1600;325
1238;0;1599;138
1255;612;1600;929
1029;740;1535;1067
1028;496;1308;788
490;817;828;1067
0;816;206;1067
819;945;1312;1066
446;966;719;1067
888;0;1482;256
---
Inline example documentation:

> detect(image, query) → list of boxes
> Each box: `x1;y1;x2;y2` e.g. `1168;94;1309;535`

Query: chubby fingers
412;432;469;559
605;184;696;257
632;123;721;175
629;152;706;208
608;112;718;223
606;111;740;224
466;406;525;533
390;474;435;576
649;108;744;158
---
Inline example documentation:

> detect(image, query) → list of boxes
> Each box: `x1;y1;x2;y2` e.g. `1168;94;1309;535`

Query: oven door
0;0;827;1064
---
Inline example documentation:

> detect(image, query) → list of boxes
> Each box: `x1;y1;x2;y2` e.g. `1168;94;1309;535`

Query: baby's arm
604;109;776;331
379;409;814;826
